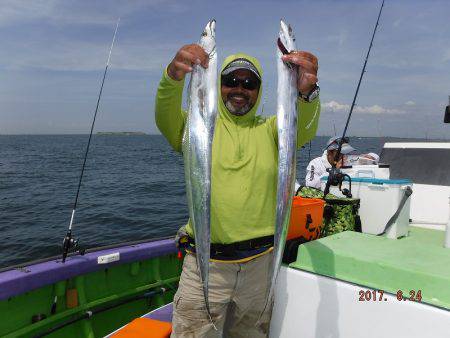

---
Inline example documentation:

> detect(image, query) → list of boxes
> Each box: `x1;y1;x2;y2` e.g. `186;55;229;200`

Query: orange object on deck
66;288;78;309
111;318;172;338
287;196;325;241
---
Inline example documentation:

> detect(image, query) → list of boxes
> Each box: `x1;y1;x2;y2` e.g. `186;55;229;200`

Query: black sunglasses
221;75;260;90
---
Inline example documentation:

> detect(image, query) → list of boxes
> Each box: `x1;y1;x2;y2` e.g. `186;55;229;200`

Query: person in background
345;152;380;166
304;136;356;189
359;152;380;164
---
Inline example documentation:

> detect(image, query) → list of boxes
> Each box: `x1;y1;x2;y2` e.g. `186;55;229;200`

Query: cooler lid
321;176;412;185
341;164;390;169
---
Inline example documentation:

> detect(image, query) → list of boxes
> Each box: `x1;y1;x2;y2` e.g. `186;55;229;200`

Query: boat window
380;147;450;186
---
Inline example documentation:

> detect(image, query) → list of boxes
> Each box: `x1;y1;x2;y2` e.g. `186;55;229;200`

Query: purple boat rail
0;237;177;301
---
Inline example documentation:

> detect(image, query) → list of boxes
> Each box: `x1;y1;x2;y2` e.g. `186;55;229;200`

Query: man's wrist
299;84;320;103
164;66;185;86
167;63;179;81
299;84;314;96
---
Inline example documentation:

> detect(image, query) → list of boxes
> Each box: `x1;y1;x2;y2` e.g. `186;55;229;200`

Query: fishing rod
323;0;385;197
61;18;120;263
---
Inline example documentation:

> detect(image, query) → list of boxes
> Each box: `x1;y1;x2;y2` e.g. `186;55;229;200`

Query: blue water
0;134;383;268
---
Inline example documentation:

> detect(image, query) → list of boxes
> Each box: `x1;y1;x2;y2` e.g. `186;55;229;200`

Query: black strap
186;235;274;255
378;186;413;236
295;185;304;196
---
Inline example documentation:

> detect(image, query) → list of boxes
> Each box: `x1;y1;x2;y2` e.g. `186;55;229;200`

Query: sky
0;0;449;138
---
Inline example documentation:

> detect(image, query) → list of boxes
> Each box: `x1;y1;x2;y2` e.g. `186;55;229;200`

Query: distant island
96;131;147;136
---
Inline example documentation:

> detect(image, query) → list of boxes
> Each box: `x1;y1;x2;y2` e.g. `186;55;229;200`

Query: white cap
324;136;356;155
367;152;380;163
221;58;261;80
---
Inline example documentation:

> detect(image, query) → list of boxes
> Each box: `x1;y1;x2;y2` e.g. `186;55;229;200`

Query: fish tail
205;299;218;331
254;299;270;329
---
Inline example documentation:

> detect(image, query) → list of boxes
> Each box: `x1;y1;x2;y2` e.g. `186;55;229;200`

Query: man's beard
224;97;253;116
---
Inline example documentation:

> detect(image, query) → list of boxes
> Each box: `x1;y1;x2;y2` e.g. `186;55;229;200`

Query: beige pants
171;252;273;338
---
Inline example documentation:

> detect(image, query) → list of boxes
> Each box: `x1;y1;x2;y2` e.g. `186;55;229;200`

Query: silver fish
182;19;217;325
260;19;299;321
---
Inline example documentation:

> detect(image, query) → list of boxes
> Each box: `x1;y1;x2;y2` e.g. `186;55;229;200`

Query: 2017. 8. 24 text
358;289;422;302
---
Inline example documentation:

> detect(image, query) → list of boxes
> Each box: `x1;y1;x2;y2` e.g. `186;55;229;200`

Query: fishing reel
340;176;353;198
62;230;85;263
326;167;344;186
324;167;353;198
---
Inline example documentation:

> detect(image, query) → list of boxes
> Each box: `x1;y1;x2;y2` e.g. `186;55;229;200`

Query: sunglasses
221;75;260;90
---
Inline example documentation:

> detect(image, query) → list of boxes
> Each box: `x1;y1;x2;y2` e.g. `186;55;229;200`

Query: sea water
0;135;385;268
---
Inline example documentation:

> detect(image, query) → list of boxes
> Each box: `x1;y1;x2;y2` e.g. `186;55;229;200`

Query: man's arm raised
269;50;321;147
284;51;320;148
155;44;208;152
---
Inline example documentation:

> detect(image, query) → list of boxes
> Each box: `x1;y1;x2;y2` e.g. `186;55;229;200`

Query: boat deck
291;226;450;309
100;225;450;337
271;225;450;338
105;303;173;337
0;238;181;338
143;303;173;323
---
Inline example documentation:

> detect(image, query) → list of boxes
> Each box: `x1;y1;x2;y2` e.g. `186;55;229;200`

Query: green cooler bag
296;186;361;236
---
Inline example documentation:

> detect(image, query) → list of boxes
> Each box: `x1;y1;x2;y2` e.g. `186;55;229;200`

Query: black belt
185;235;274;260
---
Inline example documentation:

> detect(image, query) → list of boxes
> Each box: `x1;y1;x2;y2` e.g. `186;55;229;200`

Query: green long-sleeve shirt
155;53;320;244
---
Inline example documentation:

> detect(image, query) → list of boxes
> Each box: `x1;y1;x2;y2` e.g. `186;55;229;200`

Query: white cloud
2;39;180;72
0;0;190;72
443;49;450;62
0;0;184;27
322;30;348;47
0;24;183;72
322;101;405;115
354;105;404;114
393;19;402;28
0;0;57;26
405;100;416;106
322;100;349;112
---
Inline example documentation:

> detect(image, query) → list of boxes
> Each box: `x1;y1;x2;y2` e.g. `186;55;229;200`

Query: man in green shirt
155;44;320;337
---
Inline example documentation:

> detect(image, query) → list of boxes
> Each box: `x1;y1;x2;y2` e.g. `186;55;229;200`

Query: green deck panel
291;227;450;309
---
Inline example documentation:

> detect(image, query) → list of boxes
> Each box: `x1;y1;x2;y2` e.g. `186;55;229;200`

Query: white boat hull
271;266;450;338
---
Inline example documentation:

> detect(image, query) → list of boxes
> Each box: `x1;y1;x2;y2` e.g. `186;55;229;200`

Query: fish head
279;19;296;54
200;19;216;56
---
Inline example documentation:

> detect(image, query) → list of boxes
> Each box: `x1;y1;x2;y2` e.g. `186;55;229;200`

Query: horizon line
0;133;449;140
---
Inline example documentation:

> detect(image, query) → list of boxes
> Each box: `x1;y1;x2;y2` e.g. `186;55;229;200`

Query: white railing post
445;196;450;248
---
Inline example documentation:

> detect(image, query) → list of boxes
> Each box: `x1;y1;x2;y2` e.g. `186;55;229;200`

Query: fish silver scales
259;19;299;322
182;19;217;325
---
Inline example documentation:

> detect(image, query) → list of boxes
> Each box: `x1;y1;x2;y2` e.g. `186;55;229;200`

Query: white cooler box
321;177;412;239
340;164;390;179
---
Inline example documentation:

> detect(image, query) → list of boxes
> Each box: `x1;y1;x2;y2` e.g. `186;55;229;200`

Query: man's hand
335;157;344;169
281;51;318;95
167;44;209;81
